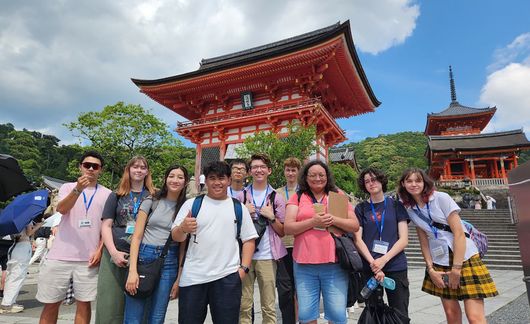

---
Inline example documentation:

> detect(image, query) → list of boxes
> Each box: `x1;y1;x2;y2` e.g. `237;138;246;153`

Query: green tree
64;102;195;188
330;163;360;197
236;124;317;188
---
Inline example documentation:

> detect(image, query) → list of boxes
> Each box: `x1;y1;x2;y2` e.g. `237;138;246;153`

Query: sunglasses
81;162;101;170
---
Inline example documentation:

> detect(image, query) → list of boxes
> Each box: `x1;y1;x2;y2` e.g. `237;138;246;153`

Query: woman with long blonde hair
95;156;155;323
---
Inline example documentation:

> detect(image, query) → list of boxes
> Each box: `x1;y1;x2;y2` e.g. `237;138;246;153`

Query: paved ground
1;265;528;323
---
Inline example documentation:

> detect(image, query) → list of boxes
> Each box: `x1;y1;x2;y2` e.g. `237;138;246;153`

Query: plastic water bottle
360;276;379;299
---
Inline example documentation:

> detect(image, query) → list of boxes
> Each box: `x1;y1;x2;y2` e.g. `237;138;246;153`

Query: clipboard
328;191;349;234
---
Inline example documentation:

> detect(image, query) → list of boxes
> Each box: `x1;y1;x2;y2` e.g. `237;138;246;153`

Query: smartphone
442;274;449;285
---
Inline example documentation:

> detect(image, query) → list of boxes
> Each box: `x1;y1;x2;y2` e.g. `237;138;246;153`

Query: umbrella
0;189;49;236
358;289;410;324
0;154;32;202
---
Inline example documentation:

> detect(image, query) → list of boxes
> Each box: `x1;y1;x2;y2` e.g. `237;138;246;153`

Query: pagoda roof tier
425;102;496;135
428;129;530;153
132;21;380;121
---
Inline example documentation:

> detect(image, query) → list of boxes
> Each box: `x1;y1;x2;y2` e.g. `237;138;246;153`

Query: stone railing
436;178;508;188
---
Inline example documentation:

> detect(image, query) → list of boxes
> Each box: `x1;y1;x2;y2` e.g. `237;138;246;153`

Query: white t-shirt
172;195;258;286
407;191;479;266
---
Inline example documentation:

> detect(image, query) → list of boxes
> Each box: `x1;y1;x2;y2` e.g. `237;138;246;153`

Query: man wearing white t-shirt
172;161;257;324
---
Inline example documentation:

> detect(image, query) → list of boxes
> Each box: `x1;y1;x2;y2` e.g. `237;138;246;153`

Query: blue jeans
124;243;179;324
178;272;241;324
293;262;349;324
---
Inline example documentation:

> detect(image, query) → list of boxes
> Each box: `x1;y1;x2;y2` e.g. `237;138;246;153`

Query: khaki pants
240;259;277;324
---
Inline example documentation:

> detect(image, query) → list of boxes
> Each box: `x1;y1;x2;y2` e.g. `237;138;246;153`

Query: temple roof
428;102;496;117
428;129;530;152
329;147;358;171
131;21;380;109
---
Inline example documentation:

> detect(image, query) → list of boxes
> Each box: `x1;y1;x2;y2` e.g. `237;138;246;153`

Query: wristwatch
240;264;250;273
72;187;82;195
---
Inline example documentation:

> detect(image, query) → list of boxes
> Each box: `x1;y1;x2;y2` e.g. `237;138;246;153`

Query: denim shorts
294;262;349;324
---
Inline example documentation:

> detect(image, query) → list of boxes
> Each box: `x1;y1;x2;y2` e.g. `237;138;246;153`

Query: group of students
1;149;499;324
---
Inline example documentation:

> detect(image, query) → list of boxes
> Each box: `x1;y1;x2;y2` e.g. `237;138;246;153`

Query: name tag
125;221;135;234
429;239;448;258
79;219;92;228
372;240;389;255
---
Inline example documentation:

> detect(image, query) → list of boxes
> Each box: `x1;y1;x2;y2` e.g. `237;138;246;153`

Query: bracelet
426;264;434;272
72;187;81;195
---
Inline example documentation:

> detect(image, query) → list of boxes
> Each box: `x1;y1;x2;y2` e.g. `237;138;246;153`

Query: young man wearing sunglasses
37;151;111;324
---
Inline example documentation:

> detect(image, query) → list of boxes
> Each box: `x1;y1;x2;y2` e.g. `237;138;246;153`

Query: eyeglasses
308;173;327;179
364;177;378;185
81;162;101;170
250;165;268;171
232;167;247;172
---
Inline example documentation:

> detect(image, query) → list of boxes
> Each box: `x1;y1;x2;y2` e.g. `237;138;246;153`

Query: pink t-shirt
47;182;111;262
288;191;353;264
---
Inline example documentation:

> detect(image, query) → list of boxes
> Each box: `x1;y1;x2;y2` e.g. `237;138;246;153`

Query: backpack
242;189;276;250
191;194;243;240
412;208;488;258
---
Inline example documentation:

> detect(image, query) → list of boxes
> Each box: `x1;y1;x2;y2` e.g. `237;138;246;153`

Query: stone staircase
405;209;522;270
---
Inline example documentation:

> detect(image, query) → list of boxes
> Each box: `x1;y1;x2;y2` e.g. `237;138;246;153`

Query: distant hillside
342;131;428;188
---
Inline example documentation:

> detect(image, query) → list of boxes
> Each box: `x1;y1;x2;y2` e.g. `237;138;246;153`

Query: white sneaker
0;304;24;313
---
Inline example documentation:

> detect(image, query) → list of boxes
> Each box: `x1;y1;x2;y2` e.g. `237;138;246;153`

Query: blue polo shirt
355;196;409;272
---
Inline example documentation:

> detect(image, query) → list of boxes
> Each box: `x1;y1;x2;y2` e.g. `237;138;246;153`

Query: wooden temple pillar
469;158;476;180
500;157;507;179
195;143;203;192
513;153;518;168
493;157;500;178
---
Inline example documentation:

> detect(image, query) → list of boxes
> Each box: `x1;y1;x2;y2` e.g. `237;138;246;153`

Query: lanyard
415;202;437;238
129;187;145;219
284;185;299;200
370;197;386;241
82;184;98;217
250;185;269;212
308;191;326;204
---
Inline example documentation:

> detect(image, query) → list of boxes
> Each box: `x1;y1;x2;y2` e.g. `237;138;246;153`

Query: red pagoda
426;67;530;186
132;21;380;178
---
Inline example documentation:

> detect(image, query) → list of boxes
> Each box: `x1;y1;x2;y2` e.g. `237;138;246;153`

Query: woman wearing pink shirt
284;160;359;324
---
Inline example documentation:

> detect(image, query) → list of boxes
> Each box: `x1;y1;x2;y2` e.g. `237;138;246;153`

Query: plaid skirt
422;253;498;300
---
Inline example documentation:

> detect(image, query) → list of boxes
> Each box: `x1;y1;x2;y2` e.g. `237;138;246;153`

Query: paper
313;203;326;230
328;191;349;234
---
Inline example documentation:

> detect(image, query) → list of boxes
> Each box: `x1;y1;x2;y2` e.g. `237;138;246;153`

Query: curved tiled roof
428;101;496;117
428;129;530;151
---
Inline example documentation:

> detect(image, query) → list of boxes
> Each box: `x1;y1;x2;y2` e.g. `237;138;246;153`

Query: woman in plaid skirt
398;168;498;324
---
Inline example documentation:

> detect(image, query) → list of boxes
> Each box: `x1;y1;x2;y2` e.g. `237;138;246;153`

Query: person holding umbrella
36;151;111;324
0;219;44;313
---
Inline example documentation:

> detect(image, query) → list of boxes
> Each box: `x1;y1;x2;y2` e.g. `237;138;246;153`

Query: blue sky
1;0;529;146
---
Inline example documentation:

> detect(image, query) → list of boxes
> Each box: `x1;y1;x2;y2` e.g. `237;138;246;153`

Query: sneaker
0;304;24;313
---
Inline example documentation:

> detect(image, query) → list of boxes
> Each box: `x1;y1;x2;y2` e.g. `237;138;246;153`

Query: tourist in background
1;220;43;314
353;167;410;317
398;168;498;324
124;164;188;324
275;157;301;324
284;160;358;324
95;156;155;323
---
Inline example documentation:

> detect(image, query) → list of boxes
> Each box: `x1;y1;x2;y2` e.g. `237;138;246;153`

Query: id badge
429;239;448;258
125;221;135;234
79;219;92;228
372;240;390;255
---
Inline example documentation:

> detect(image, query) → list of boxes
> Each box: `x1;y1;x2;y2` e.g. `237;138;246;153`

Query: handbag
125;234;172;299
331;232;363;272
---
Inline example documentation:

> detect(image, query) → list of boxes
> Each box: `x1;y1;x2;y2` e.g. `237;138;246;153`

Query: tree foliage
347;131;428;191
64;102;195;187
236;124;317;188
330;163;360;197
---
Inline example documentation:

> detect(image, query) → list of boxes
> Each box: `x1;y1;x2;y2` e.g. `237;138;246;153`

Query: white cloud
0;0;419;143
481;33;530;133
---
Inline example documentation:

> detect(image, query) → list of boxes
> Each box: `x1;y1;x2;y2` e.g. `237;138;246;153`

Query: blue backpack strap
191;194;205;218
232;198;243;239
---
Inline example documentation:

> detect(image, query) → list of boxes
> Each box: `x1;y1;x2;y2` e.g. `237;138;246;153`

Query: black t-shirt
102;191;150;253
355;196;409;272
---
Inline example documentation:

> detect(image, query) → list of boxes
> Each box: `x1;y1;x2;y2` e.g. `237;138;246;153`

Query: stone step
405;255;522;267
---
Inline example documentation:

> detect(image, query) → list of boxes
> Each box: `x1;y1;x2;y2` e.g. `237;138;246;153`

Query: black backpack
243;189;277;251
